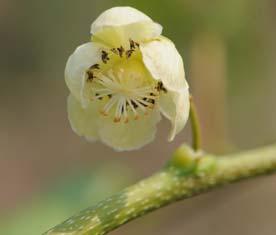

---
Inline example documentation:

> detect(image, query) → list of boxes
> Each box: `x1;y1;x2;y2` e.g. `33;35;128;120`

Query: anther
90;64;100;70
129;39;136;50
126;49;134;59
114;117;121;123
131;100;138;109
101;50;110;64
87;70;96;81
129;39;139;49
156;81;167;93
95;93;103;100
117;46;125;57
100;110;108;116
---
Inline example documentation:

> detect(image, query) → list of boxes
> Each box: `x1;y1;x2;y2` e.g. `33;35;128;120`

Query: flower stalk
45;144;276;235
189;96;202;151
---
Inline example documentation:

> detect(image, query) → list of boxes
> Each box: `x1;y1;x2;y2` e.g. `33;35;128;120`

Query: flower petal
159;88;190;141
140;37;188;92
67;94;100;141
91;7;151;32
91;7;162;48
98;109;161;151
65;42;102;104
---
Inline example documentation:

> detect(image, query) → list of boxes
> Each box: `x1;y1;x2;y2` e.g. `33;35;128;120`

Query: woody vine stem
45;99;276;235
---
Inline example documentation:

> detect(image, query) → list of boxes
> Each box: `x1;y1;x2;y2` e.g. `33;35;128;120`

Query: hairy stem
45;144;276;235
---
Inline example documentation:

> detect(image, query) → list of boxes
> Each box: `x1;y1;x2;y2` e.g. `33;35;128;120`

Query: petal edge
65;42;102;103
98;109;161;151
67;94;100;141
141;37;188;92
91;7;153;34
159;88;190;141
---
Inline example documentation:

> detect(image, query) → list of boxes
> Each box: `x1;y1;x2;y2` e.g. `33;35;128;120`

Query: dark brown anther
131;100;138;109
101;50;110;64
90;64;100;70
156;81;162;91
95;93;103;100
129;39;136;50
126;49;134;59
161;86;167;93
108;94;112;98
87;70;96;81
117;46;125;57
156;81;167;93
121;105;125;113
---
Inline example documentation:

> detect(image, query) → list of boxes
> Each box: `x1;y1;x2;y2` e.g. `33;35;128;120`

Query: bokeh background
1;0;276;234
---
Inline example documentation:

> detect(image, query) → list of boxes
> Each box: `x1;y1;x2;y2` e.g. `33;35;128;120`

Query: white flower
65;6;190;151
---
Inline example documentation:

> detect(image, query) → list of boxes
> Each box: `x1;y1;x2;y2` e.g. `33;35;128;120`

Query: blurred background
1;0;276;234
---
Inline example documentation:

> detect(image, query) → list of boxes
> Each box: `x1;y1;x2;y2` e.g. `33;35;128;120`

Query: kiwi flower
65;6;190;151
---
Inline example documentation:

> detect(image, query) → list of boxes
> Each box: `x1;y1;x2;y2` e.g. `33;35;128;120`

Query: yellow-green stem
45;144;276;235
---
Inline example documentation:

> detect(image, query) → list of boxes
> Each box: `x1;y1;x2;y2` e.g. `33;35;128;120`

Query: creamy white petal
65;42;102;104
92;6;153;33
159;88;190;141
141;37;190;139
67;94;100;141
140;37;188;91
98;109;161;151
91;7;162;48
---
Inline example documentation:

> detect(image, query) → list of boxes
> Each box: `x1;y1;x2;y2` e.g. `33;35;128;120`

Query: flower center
85;39;167;123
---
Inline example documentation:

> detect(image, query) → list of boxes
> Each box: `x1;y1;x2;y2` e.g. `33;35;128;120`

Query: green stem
45;144;276;235
189;96;202;151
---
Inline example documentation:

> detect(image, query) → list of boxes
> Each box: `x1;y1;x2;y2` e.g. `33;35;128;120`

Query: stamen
101;96;118;116
131;100;138;109
86;70;96;81
129;39;136;50
95;93;103;100
129;39;139;49
101;50;110;64
95;91;114;100
123;101;128;123
85;44;165;123
126;49;134;58
156;81;167;93
131;99;148;115
127;98;139;119
96;75;120;90
136;98;154;109
89;64;100;70
114;98;124;122
117;46;125;57
134;91;157;99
